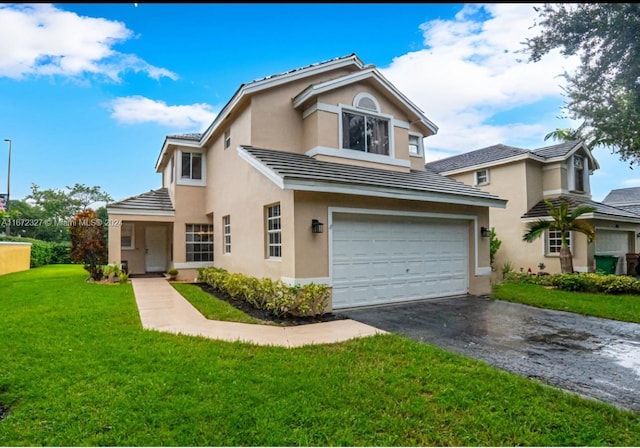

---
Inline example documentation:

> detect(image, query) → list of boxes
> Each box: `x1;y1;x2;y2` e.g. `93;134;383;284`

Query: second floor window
573;156;585;192
181;152;202;180
475;169;489;186
342;111;390;155
224;129;231;149
408;135;422;156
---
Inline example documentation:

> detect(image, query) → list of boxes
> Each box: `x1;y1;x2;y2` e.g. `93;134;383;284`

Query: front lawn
1;265;639;446
492;281;640;324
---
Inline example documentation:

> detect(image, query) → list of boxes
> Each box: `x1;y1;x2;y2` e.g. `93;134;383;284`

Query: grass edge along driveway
0;265;639;446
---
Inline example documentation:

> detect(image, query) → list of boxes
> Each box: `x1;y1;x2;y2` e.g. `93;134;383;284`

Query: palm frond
569;205;596;220
569;220;596;243
523;219;553;242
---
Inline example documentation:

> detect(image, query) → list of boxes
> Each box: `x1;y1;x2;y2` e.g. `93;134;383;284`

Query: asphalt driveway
342;296;640;412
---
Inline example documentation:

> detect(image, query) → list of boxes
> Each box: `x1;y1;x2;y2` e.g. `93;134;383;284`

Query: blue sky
0;3;637;205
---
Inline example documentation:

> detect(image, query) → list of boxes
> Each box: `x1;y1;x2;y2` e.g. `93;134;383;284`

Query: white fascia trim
437;153;544;176
593;214;640;224
595;226;638;232
302;103;340;119
237;146;285;189
173;261;214;269
327;206;488;282
543;189;569;196
284;178;507;209
306;146;411;169
393;119;410;129
280;277;331;286
293;69;438;134
105;208;175;217
0;241;31;246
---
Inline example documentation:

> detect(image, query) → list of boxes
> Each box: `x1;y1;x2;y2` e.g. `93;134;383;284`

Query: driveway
342;296;640;412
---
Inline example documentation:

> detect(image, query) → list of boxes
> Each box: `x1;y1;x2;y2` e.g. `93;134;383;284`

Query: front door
145;226;167;272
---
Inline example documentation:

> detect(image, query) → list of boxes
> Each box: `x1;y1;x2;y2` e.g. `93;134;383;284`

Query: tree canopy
526;3;640;165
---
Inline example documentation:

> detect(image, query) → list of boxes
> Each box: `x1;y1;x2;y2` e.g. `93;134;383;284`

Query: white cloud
0;3;177;82
107;96;217;131
379;3;578;154
622;178;640;188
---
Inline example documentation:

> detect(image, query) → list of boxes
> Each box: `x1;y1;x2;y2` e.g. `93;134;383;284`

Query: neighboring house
426;141;640;275
107;54;507;310
603;187;640;216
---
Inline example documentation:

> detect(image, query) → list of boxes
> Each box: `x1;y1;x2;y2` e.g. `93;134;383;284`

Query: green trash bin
594;254;619;274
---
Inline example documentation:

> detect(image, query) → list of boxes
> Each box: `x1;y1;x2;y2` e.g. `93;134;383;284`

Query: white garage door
595;230;630;274
331;213;469;309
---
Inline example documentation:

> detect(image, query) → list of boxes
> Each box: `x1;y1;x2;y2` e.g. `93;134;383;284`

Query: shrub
198;267;330;317
504;271;640;295
50;242;72;264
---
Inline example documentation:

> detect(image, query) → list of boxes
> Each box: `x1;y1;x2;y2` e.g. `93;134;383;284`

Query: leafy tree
526;3;640;165
27;183;113;222
69;208;107;281
522;199;596;273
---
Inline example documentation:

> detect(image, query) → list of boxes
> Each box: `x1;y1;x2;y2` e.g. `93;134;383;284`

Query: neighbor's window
224;129;231;149
266;204;281;258
546;230;571;255
408;134;422;156
475;169;489;186
573;155;585;192
222;215;231;254
121;223;135;250
185;224;213;262
181;151;202;180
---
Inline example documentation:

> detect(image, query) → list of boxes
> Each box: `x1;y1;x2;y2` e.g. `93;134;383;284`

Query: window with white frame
186;224;213;262
181;151;202;180
475;169;489;186
121;223;135;250
266;204;281;258
342;94;389;156
572;155;585;192
222;215;231;254
546;230;571;255
224;129;231;149
408;134;423;156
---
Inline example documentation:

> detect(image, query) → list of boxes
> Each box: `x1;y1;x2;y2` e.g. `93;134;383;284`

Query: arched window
353;93;380;112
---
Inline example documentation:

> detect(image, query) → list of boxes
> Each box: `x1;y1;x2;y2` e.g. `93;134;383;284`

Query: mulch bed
195;283;348;326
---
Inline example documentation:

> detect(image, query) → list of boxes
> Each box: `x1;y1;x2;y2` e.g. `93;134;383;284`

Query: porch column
108;222;122;265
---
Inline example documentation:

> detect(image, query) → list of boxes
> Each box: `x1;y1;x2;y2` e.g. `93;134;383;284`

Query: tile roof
521;195;640;220
602;186;640;205
166;133;202;141
426;141;582;173
240;146;505;206
107;188;174;212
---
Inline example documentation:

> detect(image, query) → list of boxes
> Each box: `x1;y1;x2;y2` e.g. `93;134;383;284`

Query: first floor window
121;223;134;250
181;151;202;180
223;215;231;254
266;204;281;258
186;224;213;262
342;111;390;155
546;230;571;255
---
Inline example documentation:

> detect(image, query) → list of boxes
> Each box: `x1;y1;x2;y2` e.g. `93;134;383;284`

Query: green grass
171;282;268;325
1;265;639;446
492;281;640;323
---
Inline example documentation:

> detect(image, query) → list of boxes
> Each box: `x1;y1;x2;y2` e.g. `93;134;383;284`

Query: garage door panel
332;213;469;309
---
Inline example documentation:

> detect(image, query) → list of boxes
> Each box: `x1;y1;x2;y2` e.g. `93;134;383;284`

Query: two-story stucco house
107;54;507;310
426;141;640;275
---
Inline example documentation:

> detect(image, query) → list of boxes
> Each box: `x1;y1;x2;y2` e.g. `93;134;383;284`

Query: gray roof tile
603;186;640;205
521;195;640;220
242;146;504;204
530;140;580;159
107;188;174;212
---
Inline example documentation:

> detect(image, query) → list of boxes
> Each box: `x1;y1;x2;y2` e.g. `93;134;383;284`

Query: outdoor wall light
480;226;490;238
637;232;640;238
311;219;324;234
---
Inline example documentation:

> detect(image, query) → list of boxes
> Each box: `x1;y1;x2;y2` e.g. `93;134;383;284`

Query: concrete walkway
131;278;385;348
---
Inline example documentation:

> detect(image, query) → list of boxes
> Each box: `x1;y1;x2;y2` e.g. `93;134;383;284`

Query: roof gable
603;186;640;205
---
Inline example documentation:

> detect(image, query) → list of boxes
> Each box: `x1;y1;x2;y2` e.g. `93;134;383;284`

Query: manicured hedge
198;267;330;317
504;271;640;295
0;236;72;267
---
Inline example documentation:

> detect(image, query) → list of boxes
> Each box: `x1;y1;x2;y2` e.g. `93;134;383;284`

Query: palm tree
523;199;596;273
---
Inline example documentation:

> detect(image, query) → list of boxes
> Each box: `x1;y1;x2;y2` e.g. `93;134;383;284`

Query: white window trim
222;215;231;254
544;230;572;257
475;169;489;186
338;103;395;159
266;204;282;259
568;154;589;194
169;156;174;184
353;92;381;112
408;132;424;158
177;149;206;186
224;129;231;150
121;223;135;250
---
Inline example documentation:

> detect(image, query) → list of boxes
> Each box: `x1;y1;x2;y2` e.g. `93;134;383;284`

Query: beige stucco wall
542;162;564;195
171;185;209;264
0;242;31;275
